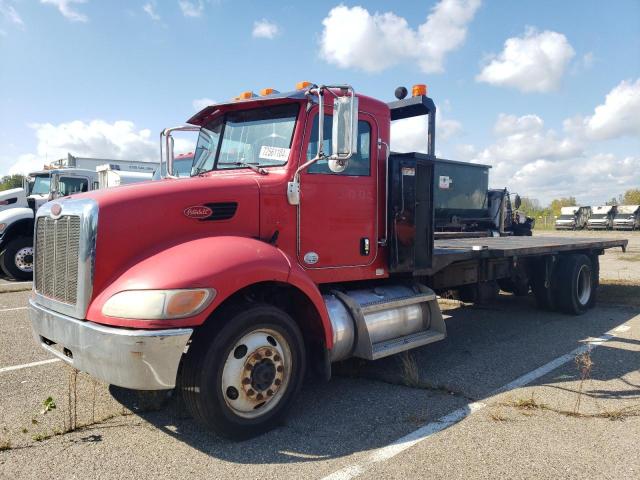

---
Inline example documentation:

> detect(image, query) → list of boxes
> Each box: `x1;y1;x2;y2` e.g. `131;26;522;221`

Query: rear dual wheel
531;254;596;315
180;304;306;440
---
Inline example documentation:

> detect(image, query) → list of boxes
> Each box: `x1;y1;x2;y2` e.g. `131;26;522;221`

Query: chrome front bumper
29;299;193;390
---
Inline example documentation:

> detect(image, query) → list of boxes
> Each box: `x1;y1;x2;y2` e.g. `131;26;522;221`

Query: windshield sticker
259;146;290;162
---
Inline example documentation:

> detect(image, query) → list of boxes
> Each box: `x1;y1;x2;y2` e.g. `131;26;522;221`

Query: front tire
180;303;306;440
1;236;34;281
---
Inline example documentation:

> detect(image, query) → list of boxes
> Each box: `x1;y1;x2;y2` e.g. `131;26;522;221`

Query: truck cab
587;205;616;230
613;205;640;230
555;206;590;230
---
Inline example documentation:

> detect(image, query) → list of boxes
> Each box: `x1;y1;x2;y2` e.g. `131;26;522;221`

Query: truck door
298;109;378;269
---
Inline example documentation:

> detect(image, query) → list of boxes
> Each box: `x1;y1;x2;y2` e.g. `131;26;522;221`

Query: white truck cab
587;205;617;230
555;206;591;230
613;205;640;230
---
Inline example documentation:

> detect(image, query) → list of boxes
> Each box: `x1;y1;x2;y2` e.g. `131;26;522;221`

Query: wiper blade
233;161;268;175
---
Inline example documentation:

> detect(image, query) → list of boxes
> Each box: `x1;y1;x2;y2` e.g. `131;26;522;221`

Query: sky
0;0;639;205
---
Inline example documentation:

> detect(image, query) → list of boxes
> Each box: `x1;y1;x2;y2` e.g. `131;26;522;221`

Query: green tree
0;174;24;191
622;188;640;205
549;197;577;217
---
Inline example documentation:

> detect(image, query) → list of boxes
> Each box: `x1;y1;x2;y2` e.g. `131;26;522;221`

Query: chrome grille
35;215;81;305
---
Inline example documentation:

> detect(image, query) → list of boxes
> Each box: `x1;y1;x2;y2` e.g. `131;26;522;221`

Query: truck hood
66;174;262;296
0;188;25;201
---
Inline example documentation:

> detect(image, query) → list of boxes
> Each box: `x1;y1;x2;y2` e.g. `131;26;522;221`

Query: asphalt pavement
1;287;638;480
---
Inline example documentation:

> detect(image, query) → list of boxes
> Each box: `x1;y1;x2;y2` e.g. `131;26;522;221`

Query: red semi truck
30;83;627;439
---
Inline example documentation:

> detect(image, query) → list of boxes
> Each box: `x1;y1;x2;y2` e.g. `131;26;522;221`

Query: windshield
30;175;50;195
192;103;298;175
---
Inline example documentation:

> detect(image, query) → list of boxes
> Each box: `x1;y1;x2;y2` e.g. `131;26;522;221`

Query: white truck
555;206;591;230
0;157;158;280
587;205;617;230
613;205;640;230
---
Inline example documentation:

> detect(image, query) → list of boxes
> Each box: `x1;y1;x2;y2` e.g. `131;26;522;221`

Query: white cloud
0;1;24;26
7;154;40;176
391;110;462;153
476;28;575;93
40;0;87;22
563;78;640;141
1;120;199;176
178;0;203;18
320;0;481;74
143;1;160;21
453;111;640;204
192;97;216;111
252;19;279;39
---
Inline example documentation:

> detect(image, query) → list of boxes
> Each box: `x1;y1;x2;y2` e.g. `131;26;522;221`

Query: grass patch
0;439;11;451
399;352;422;388
598;280;640;307
488;409;511;422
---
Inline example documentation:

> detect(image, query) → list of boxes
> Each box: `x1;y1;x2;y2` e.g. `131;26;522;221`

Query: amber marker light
296;81;312;90
238;91;255;100
165;290;211;318
412;84;427;97
260;87;277;96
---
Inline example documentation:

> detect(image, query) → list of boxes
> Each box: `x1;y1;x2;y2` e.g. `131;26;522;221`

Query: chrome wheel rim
14;247;33;273
221;328;292;419
576;265;591;306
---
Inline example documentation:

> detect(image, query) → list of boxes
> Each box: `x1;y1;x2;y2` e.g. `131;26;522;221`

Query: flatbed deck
430;235;628;274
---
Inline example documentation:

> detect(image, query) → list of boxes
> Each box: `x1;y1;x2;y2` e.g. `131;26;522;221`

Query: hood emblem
50;203;62;218
184;205;213;219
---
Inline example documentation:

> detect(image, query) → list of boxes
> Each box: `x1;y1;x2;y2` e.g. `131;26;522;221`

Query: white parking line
0;358;60;374
321;321;631;480
0;306;29;312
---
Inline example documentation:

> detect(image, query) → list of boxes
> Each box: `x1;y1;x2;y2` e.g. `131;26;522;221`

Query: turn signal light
412;84;427;97
296;81;312;90
238;91;255;100
260;87;278;96
165;290;210;318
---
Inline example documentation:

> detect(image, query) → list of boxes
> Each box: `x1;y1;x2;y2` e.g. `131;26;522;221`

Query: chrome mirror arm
160;125;201;178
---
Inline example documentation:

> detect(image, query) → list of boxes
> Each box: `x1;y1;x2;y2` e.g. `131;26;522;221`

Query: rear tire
180;303;306;440
555;254;594;315
1;236;34;281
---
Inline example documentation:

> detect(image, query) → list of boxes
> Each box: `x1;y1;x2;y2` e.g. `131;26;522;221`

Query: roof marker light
296;81;312;90
412;84;427;97
260;88;278;96
238;91;255;100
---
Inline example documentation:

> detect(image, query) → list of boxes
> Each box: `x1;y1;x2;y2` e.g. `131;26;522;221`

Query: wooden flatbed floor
430;235;628;274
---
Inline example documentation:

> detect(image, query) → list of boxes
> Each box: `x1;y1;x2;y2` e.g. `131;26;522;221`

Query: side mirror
514;194;521;210
329;95;358;173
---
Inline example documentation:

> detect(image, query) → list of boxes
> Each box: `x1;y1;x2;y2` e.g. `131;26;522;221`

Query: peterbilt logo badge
50;203;62;217
184;205;212;219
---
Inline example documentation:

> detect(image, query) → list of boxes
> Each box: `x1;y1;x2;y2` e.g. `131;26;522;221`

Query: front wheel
1;236;34;281
180;304;306;440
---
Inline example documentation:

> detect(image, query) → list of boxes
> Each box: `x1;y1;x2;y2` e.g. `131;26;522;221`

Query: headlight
102;288;215;320
0;223;6;234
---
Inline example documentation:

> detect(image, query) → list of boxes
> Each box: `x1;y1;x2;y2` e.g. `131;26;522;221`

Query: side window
307;115;371;176
59;177;88;196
